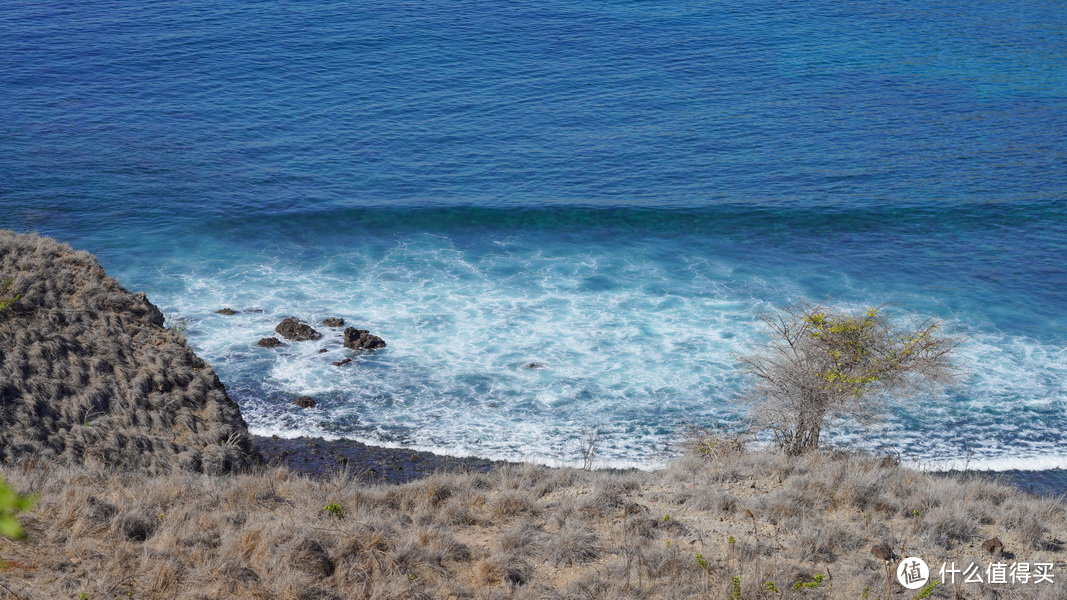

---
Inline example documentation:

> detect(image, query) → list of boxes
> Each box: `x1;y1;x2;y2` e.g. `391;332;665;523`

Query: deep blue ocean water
1;0;1064;473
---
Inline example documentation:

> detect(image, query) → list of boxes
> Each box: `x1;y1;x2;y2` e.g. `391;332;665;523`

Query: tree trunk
788;410;823;455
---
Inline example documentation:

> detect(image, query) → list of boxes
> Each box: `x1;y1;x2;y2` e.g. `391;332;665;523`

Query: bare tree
740;304;959;455
577;426;602;470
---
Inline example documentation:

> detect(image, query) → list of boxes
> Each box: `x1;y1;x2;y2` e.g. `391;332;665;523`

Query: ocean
1;0;1064;480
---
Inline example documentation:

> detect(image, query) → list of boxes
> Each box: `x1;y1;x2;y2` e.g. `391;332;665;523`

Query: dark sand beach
255;435;1067;498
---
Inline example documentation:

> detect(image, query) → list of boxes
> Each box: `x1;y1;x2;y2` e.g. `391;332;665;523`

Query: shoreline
252;434;519;484
254;434;1067;496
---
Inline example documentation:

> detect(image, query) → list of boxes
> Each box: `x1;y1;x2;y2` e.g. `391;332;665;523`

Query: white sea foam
154;231;1067;470
908;454;1067;472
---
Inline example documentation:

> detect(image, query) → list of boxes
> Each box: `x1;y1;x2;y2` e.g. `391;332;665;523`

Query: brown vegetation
0;444;1063;599
0;230;257;474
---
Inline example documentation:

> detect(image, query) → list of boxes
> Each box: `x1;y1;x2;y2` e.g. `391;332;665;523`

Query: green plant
729;576;742;599
727;535;737;545
913;580;939;599
0;477;36;539
321;502;345;519
764;581;780;593
0;278;19;313
791;573;825;591
695;553;711;573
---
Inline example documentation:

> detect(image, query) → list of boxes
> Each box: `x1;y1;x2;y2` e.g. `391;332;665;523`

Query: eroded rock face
275;318;321;341
321;318;345;327
343;327;386;351
0;230;259;474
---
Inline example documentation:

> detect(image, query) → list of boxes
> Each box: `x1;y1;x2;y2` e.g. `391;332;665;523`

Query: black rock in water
343;327;386;351
293;396;316;408
322;317;345;327
275;318;321;341
216;308;239;315
258;337;284;348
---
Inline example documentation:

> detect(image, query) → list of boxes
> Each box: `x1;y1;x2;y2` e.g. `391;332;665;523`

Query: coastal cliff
0;230;257;474
0;231;1063;599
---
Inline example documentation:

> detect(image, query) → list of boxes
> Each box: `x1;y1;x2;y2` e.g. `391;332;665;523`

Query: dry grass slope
0;448;1064;599
0;230;257;474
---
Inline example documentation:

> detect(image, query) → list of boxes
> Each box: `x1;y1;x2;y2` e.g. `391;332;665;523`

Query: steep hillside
0;230;257;474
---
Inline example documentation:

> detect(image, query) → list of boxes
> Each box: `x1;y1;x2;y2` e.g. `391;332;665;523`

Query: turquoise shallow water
1;0;1065;472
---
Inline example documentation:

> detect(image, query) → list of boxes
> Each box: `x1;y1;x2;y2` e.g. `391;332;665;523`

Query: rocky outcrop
276;318;321;341
216;308;239;315
982;537;1005;557
343;327;386;351
293;396;316;408
321;318;345;327
258;337;284;348
870;544;896;562
0;230;259;474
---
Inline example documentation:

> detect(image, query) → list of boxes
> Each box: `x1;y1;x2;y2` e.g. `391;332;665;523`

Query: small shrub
729;576;742;599
924;505;977;549
685;427;748;459
0;478;35;539
0;278;19;313
321;503;345;519
791;573;825;590
544;521;600;566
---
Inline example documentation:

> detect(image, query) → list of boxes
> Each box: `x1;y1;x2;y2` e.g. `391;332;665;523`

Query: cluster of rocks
215;311;387;410
870;536;1009;565
248;316;387;353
